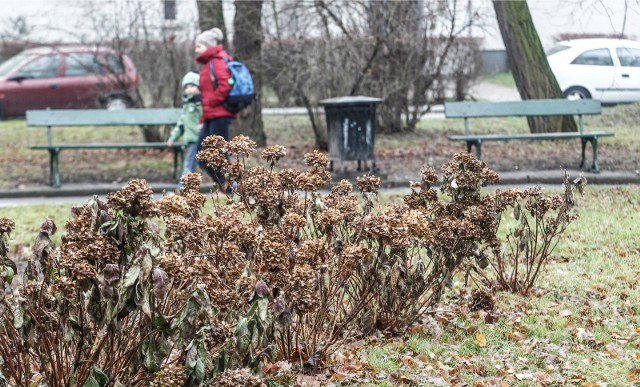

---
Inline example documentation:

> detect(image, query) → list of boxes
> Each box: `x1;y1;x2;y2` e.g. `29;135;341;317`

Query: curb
0;170;638;199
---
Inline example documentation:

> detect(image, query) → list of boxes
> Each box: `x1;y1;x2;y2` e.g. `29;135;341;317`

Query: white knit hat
195;28;223;48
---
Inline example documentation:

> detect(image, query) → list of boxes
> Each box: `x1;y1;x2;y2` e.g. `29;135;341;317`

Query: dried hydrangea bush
0;137;583;385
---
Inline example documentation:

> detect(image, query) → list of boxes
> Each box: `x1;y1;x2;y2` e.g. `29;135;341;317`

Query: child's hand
198;123;203;131
167;140;174;147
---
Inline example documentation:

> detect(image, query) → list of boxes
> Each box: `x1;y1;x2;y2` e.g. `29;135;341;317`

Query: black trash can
319;96;383;172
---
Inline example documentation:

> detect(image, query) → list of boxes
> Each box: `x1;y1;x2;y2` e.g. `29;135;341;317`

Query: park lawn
2;185;639;384
0;102;638;188
333;185;640;386
481;71;516;88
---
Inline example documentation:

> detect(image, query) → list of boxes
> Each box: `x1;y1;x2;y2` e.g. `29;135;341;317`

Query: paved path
1;168;638;207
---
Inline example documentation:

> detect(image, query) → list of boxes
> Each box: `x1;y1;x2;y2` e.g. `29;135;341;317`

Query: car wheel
563;86;591;100
105;96;130;110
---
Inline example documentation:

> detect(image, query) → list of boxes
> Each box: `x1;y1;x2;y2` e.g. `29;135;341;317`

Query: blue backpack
210;56;255;114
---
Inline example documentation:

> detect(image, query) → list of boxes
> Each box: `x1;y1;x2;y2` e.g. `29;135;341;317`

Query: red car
0;46;138;118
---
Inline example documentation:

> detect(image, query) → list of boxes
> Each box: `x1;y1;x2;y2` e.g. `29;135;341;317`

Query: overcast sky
1;0;638;49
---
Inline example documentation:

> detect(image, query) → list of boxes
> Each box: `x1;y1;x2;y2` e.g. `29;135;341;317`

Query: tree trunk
493;1;577;133
197;1;226;38
140;125;165;142
230;0;266;146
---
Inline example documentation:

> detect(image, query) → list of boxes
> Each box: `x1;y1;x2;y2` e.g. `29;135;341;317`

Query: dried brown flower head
282;193;305;215
60;230;120;265
295;238;326;267
196;135;229;170
157;252;186;279
441;153;500;196
212;368;265;387
330;180;353;196
420;167;439;185
0;218;15;234
180;189;207;211
227;135;257;157
290;263;320;313
165;215;204;250
256;229;290;289
106;179;158;217
261;145;287;166
279;169;301;191
282;212;306;231
357;174;382;194
151;363;188;387
341;243;370;273
304;150;329;169
243;167;282;207
179;172;202;192
226;160;245;182
156;194;191;217
318;208;343;226
295;170;329;192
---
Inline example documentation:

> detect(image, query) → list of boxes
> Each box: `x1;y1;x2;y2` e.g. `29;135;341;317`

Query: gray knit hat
195;28;223;48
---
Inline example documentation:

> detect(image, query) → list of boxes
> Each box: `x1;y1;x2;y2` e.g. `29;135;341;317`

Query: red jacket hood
195;45;229;65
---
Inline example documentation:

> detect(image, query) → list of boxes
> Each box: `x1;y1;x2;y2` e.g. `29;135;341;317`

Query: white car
546;38;640;104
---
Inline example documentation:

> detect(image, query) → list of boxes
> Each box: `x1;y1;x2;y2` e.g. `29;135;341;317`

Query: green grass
3;186;639;384
349;185;640;385
2;203;73;246
481;72;516;88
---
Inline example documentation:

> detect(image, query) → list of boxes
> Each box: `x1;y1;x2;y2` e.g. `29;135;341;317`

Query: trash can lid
319;96;383;106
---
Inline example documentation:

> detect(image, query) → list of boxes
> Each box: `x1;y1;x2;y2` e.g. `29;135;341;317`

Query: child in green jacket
168;71;202;190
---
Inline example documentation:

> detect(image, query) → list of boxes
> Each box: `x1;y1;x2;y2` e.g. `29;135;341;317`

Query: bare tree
231;0;266;146
493;0;577;133
197;1;226;38
263;0;484;140
63;0;196;141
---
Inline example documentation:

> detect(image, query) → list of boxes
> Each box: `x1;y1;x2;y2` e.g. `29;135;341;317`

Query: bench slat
26;108;182;127
448;131;614;141
30;143;185;150
444;99;601;118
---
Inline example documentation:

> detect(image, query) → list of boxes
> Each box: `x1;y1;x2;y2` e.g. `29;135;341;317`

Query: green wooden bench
27;108;185;187
444;99;614;173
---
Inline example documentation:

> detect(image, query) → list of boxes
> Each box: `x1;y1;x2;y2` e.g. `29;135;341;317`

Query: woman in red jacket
194;27;236;193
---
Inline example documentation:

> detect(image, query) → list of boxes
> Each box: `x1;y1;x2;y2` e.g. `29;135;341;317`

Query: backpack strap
209;60;218;90
209;54;234;90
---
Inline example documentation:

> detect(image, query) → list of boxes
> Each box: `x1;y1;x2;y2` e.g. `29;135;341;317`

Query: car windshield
0;52;32;77
546;45;570;56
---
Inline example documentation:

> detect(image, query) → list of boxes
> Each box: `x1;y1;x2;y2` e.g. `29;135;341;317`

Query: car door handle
49;83;59;89
622;74;630;78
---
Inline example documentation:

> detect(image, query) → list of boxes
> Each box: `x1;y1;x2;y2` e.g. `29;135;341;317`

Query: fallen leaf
515;372;535;380
559;309;572;317
475;332;487;347
296;374;322;386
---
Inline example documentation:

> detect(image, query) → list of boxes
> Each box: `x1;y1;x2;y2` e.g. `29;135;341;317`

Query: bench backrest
444;99;601;118
26;108;182;127
444;99;601;135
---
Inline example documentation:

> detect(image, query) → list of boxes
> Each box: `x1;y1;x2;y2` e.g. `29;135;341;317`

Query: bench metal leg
172;147;185;181
580;138;587;169
591;137;600;173
466;140;482;160
579;138;600;173
48;149;61;188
